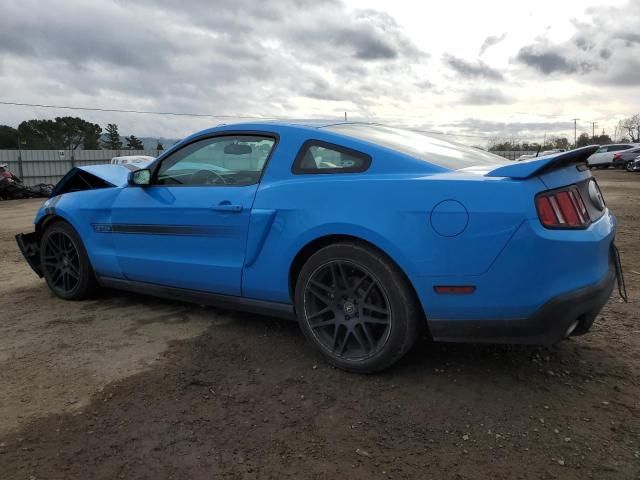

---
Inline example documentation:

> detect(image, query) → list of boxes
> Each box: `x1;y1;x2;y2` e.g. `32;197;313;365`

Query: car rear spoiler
485;145;600;179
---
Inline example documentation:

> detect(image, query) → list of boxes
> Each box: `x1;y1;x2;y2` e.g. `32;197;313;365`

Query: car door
589;146;609;164
110;133;277;296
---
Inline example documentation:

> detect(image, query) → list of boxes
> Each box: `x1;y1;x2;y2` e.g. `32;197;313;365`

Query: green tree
17;117;102;149
594;133;612;145
18;119;61;148
576;132;591;147
126;135;144;150
102;124;122;150
0;125;19;149
156;141;164;151
551;136;570;150
57;117;102;150
82;123;103;149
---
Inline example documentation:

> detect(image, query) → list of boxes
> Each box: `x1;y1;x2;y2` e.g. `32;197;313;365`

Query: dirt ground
0;169;639;479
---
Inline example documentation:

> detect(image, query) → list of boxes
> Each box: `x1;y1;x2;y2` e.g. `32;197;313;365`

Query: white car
516;149;565;162
540;149;566;156
110;155;156;168
587;144;640;168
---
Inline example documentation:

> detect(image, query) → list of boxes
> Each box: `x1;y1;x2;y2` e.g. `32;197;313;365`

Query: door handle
212;202;243;212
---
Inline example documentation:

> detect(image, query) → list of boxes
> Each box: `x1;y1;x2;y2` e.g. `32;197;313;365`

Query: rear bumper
429;265;615;345
16;232;43;277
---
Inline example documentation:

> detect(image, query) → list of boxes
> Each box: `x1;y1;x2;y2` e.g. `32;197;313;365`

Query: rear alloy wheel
40;221;96;300
295;242;421;373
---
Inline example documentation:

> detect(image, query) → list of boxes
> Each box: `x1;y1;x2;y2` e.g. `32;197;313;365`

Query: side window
292;141;371;174
610;145;632;152
595;146;607;153
154;135;275;186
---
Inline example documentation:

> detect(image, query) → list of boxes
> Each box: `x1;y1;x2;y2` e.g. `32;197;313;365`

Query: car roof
172;121;510;173
601;143;640;147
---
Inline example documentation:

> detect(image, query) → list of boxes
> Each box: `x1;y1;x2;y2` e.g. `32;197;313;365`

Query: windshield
323;124;510;169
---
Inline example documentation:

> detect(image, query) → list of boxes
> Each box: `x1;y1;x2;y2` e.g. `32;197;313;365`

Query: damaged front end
15;164;130;278
16;231;42;277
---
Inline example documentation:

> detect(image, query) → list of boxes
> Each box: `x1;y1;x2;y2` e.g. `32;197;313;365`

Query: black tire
39;221;97;300
294;242;421;373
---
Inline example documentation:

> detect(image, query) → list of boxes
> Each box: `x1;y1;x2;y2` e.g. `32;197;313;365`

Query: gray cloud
443;54;504;81
443;118;575;140
460;88;513;105
515;1;640;86
479;33;507;56
0;0;429;136
615;32;640;46
516;47;579;74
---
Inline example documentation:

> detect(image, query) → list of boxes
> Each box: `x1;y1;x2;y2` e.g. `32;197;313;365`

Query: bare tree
620;114;640;143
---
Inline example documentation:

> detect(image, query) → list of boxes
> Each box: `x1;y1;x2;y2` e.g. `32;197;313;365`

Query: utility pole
592;121;598;139
16;132;24;179
572;118;579;148
344;112;347;121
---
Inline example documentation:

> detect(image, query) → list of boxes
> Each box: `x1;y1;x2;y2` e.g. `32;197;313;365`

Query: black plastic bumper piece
429;267;616;345
15;232;43;277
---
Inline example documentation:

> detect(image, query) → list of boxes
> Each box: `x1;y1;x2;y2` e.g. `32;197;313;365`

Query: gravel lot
0;169;639;479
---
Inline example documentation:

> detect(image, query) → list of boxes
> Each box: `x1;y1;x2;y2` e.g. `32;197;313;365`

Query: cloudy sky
1;0;638;145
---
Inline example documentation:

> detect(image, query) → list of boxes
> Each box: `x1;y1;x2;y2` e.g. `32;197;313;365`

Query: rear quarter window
292;140;371;174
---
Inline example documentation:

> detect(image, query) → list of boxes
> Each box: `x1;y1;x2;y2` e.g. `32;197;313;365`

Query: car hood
78;164;136;187
459;145;599;179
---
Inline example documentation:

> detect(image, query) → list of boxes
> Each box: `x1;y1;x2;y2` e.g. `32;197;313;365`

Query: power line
0;99;576;142
0;100;279;120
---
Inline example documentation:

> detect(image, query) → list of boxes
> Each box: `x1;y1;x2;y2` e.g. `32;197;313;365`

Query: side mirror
129;169;151;186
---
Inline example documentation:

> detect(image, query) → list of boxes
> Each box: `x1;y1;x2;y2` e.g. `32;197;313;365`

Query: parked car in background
587;144;639;168
626;155;640;172
611;147;640;169
110;156;155;168
540;149;566;156
516;149;566;162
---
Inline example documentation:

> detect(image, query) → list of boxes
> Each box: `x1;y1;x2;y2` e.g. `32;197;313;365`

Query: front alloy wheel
40;221;97;300
42;230;81;294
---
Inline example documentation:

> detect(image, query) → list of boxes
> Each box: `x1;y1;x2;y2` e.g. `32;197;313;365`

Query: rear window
323;124;508;169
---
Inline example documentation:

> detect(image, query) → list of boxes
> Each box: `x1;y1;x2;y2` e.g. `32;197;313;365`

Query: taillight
613;153;622;161
536;186;590;228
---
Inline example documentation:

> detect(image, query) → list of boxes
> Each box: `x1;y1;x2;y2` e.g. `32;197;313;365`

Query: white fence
0;149;161;186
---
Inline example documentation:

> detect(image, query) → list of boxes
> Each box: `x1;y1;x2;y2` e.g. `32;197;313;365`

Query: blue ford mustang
17;122;621;372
